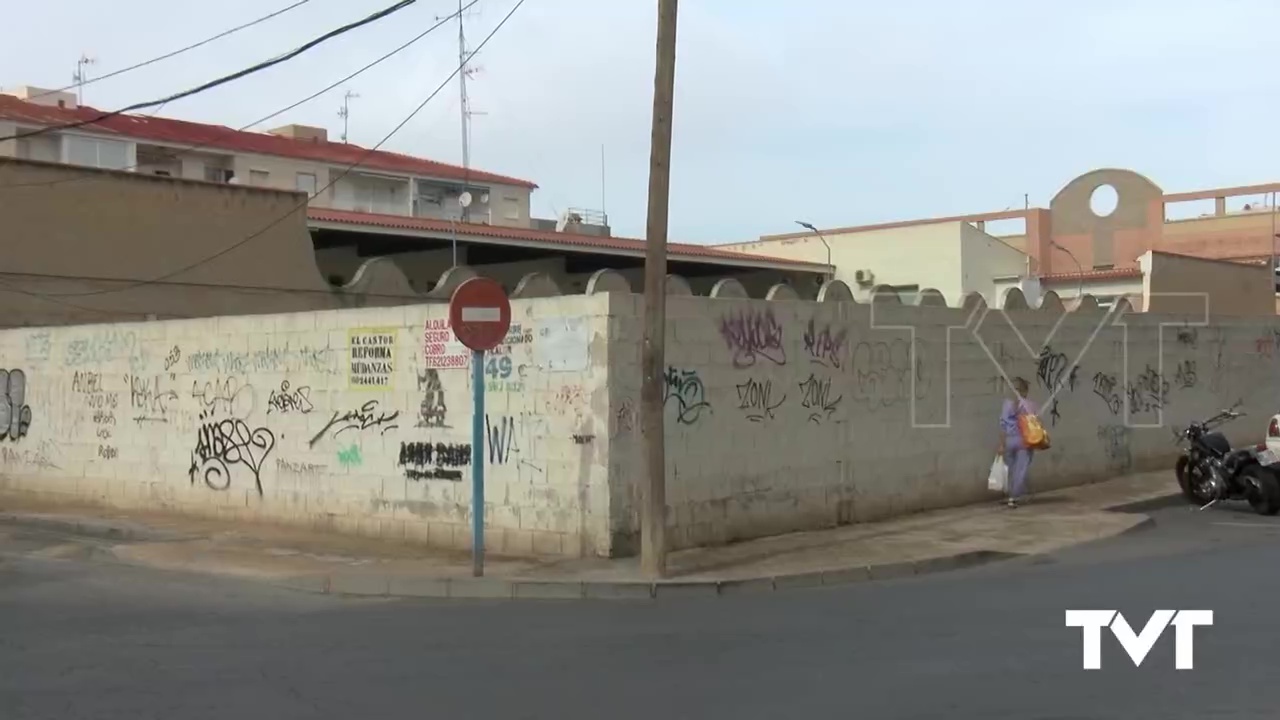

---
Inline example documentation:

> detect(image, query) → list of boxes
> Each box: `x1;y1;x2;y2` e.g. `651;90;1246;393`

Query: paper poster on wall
422;318;469;370
537;317;589;372
349;327;398;388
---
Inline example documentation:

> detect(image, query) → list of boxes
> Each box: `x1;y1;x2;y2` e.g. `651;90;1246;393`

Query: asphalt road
3;497;1280;720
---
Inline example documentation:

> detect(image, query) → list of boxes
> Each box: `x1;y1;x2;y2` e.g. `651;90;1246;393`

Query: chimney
6;86;78;109
267;124;329;143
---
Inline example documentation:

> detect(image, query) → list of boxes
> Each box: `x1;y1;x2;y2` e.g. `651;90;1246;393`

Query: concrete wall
1142;250;1274;317
0;296;612;557
8;269;1280;559
604;290;1280;552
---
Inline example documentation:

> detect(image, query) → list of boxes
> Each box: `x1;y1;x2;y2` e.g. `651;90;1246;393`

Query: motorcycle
1174;403;1280;515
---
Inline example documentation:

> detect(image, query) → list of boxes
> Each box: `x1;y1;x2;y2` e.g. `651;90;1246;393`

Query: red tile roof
307;208;833;271
0;93;537;189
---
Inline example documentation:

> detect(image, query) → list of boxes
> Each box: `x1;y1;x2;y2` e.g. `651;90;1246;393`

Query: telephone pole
640;0;679;579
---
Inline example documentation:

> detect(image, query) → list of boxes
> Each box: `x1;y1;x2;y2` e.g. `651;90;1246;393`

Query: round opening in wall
1090;183;1119;217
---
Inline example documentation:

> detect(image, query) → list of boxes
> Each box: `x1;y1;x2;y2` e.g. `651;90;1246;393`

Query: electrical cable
1;0;528;306
0;0;479;190
0;0;419;143
23;0;316;102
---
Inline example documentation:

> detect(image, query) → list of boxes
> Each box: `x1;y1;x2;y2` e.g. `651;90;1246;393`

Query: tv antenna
438;0;486;222
72;54;96;104
338;89;360;143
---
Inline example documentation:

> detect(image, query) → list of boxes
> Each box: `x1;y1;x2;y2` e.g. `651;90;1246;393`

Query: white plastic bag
987;455;1008;492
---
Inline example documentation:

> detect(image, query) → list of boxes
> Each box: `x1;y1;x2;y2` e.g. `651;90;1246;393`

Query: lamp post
795;220;833;281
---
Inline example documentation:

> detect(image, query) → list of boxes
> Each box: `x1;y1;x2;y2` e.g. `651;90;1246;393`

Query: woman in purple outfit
996;377;1038;507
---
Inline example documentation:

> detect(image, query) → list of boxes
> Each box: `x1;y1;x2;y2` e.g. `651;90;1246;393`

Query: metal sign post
448;277;512;577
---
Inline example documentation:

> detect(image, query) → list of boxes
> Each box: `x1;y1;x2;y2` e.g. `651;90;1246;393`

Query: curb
280;549;1022;602
1104;492;1183;515
0;512;191;543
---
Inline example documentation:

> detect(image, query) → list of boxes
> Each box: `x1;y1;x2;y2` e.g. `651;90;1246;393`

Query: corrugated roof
308;208;833;271
0;94;537;189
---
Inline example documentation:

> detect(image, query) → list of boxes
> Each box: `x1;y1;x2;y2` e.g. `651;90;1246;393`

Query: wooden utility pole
640;0;679;579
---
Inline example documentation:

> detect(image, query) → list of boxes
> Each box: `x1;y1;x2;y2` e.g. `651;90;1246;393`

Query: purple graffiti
719;308;786;369
802;318;846;368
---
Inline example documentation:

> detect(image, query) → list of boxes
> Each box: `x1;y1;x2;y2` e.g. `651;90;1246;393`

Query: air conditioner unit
854;269;875;286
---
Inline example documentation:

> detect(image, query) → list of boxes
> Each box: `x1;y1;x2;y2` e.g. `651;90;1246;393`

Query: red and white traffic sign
448;277;512;352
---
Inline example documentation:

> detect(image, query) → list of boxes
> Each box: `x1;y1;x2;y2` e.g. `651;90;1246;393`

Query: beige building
0;85;538;228
723;168;1280;314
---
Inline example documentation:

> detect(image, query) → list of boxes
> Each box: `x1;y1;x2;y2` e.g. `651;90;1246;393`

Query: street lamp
795;220;833;281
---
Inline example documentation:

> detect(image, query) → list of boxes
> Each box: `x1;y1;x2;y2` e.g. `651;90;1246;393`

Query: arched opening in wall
1090;184;1119;218
327;274;345;287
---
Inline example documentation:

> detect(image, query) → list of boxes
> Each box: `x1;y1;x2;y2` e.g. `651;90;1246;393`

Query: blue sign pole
471;348;486;576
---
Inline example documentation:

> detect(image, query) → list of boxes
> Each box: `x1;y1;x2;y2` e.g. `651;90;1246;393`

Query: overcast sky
5;0;1280;243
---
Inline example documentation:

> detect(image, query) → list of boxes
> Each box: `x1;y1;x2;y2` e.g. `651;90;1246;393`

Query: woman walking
996;376;1039;507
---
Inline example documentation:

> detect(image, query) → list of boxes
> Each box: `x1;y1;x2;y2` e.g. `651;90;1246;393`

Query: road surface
2;497;1278;719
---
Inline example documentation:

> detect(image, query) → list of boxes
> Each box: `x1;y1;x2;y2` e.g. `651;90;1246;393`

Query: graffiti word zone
736;378;785;422
799;373;842;424
189;413;276;495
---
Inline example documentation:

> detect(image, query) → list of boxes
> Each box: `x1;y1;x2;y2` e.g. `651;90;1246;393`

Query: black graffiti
266;380;314;414
799;373;842;424
1176;326;1198;348
1175;360;1197;389
572;434;594;444
1048;399;1061;427
0;369;32;442
398;441;469;482
803;319;846;368
163;345;182;372
735;378;785;422
1036;346;1078;393
416;369;448;427
487;415;517;464
309;400;400;447
191;376;254;416
125;373;177;421
1092;372;1122;415
188;412;275;496
663;366;712;425
1127;365;1170;414
719;308;786;368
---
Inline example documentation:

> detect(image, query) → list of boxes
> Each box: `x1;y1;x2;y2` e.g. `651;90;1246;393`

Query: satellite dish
480;193;490;204
458;191;473;208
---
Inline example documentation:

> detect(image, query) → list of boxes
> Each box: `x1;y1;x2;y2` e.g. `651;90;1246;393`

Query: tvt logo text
1065;610;1213;670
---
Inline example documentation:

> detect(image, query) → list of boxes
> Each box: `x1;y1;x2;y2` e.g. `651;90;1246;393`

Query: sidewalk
0;471;1177;600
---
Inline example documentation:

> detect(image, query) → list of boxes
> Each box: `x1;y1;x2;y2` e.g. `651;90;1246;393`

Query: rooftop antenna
439;0;485;225
72;54;96;104
338;90;359;143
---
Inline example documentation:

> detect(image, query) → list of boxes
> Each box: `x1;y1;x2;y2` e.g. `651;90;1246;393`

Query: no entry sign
448;277;512;352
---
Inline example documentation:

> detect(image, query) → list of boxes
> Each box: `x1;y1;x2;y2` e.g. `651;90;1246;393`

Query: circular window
1090;184;1119;217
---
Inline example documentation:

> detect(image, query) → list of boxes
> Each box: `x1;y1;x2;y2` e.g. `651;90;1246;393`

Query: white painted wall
0;297;611;557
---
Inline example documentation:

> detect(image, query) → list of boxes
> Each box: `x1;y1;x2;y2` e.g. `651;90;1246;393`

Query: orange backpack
1018;410;1050;450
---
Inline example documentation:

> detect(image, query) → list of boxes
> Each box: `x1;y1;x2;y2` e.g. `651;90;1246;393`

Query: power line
0;0;419;144
8;0;528;304
0;0;479;190
28;0;316;103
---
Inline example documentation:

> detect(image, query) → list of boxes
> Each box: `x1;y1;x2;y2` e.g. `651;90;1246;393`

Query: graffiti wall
4;282;1280;558
605;292;1280;552
0;299;609;558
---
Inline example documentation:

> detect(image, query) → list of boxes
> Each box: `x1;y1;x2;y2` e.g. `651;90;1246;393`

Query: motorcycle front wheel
1176;456;1213;505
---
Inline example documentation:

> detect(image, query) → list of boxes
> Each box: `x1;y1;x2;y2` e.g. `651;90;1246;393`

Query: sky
5;0;1280;243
